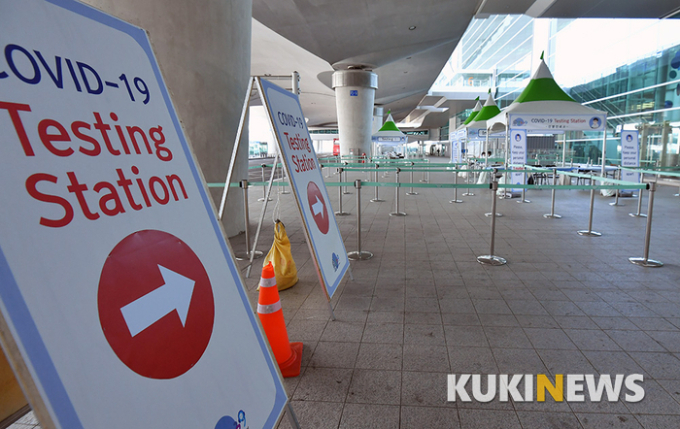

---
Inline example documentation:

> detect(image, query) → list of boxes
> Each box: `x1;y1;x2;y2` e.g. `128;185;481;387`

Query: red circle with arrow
98;230;214;379
307;181;329;234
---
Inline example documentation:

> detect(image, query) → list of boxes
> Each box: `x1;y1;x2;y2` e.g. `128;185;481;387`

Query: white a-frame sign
219;78;350;316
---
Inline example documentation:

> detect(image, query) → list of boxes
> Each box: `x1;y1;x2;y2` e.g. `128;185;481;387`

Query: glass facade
434;16;680;166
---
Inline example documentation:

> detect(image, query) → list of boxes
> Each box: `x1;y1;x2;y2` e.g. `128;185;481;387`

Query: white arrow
311;196;324;217
120;265;196;337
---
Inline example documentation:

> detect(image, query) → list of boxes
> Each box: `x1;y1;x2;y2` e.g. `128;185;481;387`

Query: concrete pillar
372;106;384;134
332;70;378;157
371;106;384;157
82;0;251;237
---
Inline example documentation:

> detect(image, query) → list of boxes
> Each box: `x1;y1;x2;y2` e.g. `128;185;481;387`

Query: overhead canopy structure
462;97;482;126
469;91;502;130
372;112;407;146
487;58;606;134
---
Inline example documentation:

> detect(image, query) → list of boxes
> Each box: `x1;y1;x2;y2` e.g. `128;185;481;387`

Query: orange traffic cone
257;262;303;377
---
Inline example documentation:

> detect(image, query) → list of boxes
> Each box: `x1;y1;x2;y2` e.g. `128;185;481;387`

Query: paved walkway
10;158;680;429
240;158;680;429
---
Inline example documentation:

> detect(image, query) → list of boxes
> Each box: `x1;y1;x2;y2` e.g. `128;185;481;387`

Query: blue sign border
0;1;287;427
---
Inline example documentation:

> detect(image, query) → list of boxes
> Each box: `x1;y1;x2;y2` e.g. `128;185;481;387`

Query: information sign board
508;113;606;132
621;130;640;192
510;129;527;192
258;79;349;299
449;129;465;164
0;1;286;428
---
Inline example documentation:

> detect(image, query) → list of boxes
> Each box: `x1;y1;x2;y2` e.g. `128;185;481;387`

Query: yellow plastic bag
263;221;298;291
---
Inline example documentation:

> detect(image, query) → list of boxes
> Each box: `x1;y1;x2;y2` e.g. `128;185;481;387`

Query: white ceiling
251;0;680;130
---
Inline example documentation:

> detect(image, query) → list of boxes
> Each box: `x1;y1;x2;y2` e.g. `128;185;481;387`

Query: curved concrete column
332;70;378;157
82;0;251;237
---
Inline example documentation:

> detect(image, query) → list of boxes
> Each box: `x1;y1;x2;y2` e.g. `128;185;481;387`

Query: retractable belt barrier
209;167;659;268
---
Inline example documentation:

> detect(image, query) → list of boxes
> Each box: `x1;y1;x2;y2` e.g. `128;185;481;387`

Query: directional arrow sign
311;196;324;217
121;265;196;337
98;230;214;379
306;181;329;234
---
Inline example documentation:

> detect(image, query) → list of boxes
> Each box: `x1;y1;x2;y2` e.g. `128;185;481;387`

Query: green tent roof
473;92;500;122
378;119;402;132
377;113;404;133
514;59;576;103
463;99;482;125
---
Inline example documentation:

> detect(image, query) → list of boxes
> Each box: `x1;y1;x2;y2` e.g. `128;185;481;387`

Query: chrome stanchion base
477;255;507;266
543;214;562;219
485;213;503;217
674;193;679;197
449;200;463;204
343;191;353;195
234;250;263;260
257;197;273;202
629;257;663;267
279;189;291;194
609;201;624;206
335;211;350;216
577;230;602;237
517;199;531;204
419;179;428;183
348;250;373;260
406;191;419;195
462;192;475;196
629;213;647;218
389;212;407;217
370;198;385;202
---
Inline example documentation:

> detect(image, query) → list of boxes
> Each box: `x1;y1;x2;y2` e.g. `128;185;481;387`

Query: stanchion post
348;180;373;260
257;163;273;202
544;168;562;219
517;170;530;203
463;163;475;196
390;168;406;216
477;180;507;266
609;167;624;206
371;164;384;202
485;168;503;217
629;182;662;267
450;164;462;203
630;186;647;218
335;167;349;216
577;180;601;236
234;180;263;260
406;162;418;195
342;162;352;195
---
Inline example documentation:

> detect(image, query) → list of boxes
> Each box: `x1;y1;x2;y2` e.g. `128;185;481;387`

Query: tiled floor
9;157;680;428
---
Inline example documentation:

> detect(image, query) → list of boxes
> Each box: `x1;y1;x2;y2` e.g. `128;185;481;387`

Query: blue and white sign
509;113;606;132
510;129;527;192
259;78;349;299
449;129;466;163
621;130;640;190
0;1;286;428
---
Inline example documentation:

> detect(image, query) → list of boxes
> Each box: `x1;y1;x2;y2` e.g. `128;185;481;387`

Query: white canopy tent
487;58;607;173
372;112;408;157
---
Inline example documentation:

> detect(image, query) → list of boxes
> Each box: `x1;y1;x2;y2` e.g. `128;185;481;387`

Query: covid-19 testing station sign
0;1;286;428
258;79;349;299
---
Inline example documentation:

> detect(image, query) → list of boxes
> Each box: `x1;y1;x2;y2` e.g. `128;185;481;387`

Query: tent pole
562;133;567;167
